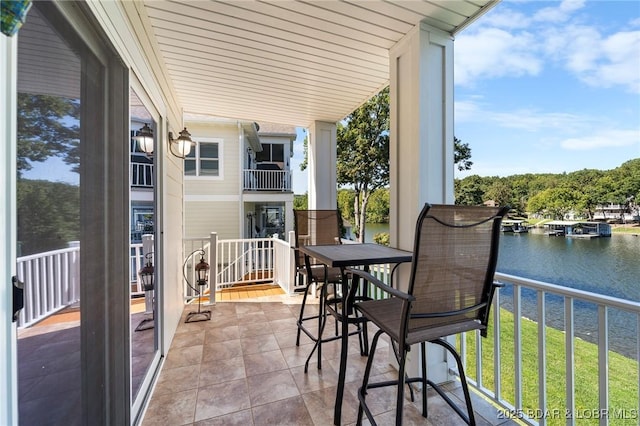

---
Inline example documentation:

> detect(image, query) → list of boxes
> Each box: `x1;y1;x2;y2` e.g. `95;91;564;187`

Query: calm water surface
365;224;640;357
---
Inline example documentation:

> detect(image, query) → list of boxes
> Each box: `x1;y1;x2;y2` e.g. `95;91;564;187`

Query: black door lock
12;276;24;323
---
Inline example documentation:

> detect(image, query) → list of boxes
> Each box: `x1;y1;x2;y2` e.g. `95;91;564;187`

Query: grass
462;307;639;425
611;225;640;234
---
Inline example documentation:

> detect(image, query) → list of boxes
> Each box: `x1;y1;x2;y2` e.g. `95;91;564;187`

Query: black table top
299;243;412;268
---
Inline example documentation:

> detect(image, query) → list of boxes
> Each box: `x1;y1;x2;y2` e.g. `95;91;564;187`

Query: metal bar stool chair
351;203;509;426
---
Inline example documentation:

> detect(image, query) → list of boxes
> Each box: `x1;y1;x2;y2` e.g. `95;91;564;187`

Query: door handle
12;276;24;322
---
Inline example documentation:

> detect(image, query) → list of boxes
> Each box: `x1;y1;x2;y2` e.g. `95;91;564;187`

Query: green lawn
462;308;639;425
611;226;640;234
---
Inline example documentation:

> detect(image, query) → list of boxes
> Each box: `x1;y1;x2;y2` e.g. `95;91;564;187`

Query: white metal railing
183;233;297;302
242;168;291;191
217;238;275;288
16;246;81;328
461;272;640;425
130;242;146;295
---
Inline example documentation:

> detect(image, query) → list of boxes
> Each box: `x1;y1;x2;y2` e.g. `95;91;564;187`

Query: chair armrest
345;268;415;302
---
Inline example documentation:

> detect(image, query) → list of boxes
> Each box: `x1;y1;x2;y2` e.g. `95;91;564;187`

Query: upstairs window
185;139;222;177
256;143;285;163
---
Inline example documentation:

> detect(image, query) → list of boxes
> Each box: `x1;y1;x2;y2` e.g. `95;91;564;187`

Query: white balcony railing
130;161;153;188
16;246;81;328
242;168;291;191
463;272;640;425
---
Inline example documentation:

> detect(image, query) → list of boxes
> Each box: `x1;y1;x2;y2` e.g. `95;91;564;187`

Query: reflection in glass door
16;5;82;425
129;88;159;403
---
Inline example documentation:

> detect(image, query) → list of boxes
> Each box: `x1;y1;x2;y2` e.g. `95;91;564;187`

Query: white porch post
208;232;217;305
389;22;455;383
307;121;337;209
284;199;294;237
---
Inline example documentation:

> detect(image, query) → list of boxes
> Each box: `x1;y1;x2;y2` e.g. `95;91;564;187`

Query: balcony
243;166;292;192
16;238;640;425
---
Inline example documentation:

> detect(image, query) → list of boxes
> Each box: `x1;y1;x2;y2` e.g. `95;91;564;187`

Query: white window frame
185;137;224;180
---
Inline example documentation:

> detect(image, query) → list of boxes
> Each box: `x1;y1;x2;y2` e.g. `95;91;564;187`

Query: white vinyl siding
184;200;239;239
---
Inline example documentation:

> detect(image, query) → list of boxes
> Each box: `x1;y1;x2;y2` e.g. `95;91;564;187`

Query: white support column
389;22;455;383
307;121;337;209
284;199;294;238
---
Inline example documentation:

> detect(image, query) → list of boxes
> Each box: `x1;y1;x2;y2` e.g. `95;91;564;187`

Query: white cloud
456;99;589;133
455;28;542;86
533;0;586;23
457;1;640;93
546;25;640;93
560;129;640;150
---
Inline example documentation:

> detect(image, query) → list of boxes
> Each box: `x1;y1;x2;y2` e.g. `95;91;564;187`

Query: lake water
364;223;640;358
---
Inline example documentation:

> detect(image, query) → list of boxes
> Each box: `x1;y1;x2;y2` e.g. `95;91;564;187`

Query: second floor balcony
243;165;292;192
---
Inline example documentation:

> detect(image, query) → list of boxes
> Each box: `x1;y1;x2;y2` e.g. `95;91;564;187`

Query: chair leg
420;342;427;417
303;284;329;372
429;338;476;425
296;283;311;346
395;346;407;426
357;329;384;426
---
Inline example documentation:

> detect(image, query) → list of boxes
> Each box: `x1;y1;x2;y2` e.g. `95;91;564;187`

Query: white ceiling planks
141;0;497;126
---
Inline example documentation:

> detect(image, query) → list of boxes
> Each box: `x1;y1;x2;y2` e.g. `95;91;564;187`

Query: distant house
183;117;297;240
593;203;639;223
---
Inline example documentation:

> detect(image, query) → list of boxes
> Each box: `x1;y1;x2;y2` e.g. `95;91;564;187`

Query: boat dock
543;220;611;238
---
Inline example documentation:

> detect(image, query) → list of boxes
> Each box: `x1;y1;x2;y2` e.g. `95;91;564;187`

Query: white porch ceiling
143;0;498;127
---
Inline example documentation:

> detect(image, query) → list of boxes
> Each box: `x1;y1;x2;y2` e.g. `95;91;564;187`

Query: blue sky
291;0;640;193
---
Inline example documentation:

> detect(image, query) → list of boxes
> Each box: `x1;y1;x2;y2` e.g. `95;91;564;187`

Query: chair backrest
407;204;509;335
293;209;342;268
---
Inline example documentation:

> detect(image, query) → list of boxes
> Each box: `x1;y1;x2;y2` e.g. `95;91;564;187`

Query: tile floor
141;295;519;426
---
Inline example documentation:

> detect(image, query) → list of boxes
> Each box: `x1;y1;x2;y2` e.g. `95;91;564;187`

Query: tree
17;179;79;255
455;175;486;205
301;87;473;241
293;193;308;210
484;179;513;208
454;137;473;171
336;87;390;242
17;93;80;177
366;188;389;223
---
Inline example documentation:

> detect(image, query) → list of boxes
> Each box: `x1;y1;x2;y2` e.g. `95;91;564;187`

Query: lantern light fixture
183;249;211;323
168;127;194;159
139;252;155;292
134;123;154;156
135;252;155;331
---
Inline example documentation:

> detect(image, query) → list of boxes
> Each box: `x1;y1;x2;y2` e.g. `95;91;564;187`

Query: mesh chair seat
353;203;508;426
357;298;484;346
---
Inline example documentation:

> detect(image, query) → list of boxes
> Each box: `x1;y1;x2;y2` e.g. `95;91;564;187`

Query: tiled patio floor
142;294;519;426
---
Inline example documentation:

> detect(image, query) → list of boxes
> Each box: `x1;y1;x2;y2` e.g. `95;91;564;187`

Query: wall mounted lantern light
134;123;154;157
168;127;194;159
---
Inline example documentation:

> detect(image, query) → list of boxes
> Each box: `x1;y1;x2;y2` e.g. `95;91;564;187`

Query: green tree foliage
300;88;472;240
455;159;640;220
366;188;389;223
337;189;355;220
17;179;79;256
294;193;308;210
454;175;488;206
454;137;473;171
17;93;80;177
336;87;390;242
